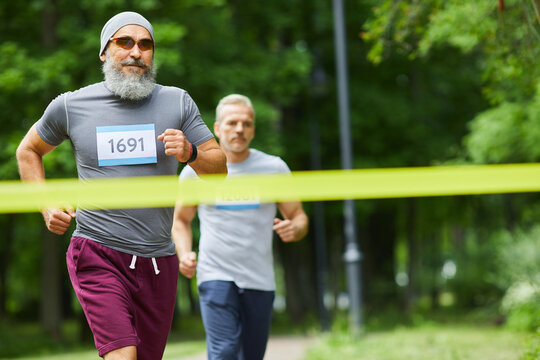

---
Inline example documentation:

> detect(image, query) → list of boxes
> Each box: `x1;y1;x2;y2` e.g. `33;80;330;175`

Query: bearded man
16;11;226;360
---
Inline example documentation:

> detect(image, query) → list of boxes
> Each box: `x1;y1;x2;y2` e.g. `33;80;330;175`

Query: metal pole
332;0;363;334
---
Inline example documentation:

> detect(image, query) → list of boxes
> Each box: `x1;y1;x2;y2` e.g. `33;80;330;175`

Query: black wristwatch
181;144;198;164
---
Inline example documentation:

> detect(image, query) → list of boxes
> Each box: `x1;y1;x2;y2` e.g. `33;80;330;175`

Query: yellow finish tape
1;163;539;214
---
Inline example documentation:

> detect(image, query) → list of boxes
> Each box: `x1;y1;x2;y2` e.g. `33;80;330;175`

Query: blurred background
0;0;539;359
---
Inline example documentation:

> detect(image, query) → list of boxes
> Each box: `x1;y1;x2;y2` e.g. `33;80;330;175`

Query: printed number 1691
108;137;144;153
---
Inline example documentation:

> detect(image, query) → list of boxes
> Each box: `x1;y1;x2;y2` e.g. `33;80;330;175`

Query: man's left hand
158;129;191;163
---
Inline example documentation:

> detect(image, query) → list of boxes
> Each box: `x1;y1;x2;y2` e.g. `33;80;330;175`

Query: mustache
120;58;148;68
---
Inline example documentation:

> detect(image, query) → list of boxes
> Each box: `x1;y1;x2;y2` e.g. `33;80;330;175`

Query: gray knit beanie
99;11;154;57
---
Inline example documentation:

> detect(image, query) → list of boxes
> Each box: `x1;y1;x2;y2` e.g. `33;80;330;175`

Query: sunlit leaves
466;81;540;163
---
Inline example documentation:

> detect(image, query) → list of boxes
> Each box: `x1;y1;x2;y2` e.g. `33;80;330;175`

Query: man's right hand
42;207;76;235
179;251;198;278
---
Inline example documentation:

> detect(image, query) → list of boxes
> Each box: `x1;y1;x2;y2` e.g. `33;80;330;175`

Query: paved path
181;335;318;360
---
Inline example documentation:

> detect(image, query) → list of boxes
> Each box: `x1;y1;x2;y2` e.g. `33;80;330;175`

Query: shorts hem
98;336;139;357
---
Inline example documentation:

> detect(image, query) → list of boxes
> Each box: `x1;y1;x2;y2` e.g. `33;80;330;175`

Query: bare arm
16;125;75;234
172;203;198;278
188;138;227;175
274;201;309;242
158;130;227;175
16;124;55;182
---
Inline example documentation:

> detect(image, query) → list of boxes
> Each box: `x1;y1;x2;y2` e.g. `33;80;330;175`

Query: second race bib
215;185;261;210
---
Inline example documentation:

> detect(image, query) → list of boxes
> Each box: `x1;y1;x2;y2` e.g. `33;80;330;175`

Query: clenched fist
42;207;76;235
158;129;192;163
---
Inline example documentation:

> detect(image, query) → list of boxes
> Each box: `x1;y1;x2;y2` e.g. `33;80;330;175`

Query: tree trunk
405;199;417;313
275;238;317;324
363;206;396;308
41;226;62;339
275;92;318;324
41;0;58;48
38;0;62;340
503;194;516;232
0;215;15;319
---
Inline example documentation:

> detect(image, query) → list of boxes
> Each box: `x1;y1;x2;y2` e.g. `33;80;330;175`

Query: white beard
102;52;156;101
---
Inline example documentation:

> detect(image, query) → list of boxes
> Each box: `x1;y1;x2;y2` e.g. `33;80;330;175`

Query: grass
305;323;533;360
1;340;206;360
162;341;206;359
2;312;536;360
5;323;532;360
0;315;207;360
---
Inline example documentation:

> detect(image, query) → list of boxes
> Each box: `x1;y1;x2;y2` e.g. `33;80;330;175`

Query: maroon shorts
66;237;179;359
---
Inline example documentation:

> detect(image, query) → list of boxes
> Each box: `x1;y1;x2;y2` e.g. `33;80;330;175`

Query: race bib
215;185;261;210
96;124;157;166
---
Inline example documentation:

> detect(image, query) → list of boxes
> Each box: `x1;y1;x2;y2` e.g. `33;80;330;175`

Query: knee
209;343;238;360
103;345;137;360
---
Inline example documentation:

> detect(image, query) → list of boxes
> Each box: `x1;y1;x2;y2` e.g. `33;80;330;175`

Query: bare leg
103;345;137;360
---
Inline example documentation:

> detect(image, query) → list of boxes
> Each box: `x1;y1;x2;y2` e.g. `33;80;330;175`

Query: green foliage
503;292;540;332
361;0;540;327
153;22;186;71
362;0;437;64
6;216;40;312
42;142;77;178
249;99;283;156
418;1;497;55
495;226;540;288
364;0;540;104
362;0;540;171
0;134;24;180
494;226;540;332
443;231;502;308
466;82;540;163
520;331;540;360
466;103;530;163
0;319;88;358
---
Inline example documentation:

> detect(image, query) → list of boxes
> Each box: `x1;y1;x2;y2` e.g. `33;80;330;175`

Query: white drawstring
151;257;160;275
129;255;137;269
129;254;159;275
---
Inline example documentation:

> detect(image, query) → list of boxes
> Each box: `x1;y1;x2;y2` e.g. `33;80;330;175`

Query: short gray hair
216;94;254;123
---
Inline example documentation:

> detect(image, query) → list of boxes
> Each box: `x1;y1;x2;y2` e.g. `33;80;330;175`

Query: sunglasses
109;37;154;51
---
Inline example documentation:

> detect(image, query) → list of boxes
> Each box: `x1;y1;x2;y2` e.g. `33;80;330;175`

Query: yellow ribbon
1;163;539;213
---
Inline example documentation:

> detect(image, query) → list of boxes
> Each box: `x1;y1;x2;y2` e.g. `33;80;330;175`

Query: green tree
362;0;540;320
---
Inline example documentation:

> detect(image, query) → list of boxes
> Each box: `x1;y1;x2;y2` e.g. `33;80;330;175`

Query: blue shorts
198;280;275;360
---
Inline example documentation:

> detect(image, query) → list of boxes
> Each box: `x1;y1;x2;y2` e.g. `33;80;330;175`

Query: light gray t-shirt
180;149;291;291
36;82;213;257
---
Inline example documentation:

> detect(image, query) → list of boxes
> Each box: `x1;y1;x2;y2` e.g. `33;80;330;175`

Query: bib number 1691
108;137;144;153
96;124;157;166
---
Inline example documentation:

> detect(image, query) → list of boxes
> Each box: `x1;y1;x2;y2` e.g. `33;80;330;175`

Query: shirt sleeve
35;93;69;146
180;92;214;147
275;157;292;175
179;164;198;180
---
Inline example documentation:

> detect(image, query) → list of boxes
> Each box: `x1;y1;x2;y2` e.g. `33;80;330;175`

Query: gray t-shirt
36;82;213;257
180;149;291;290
